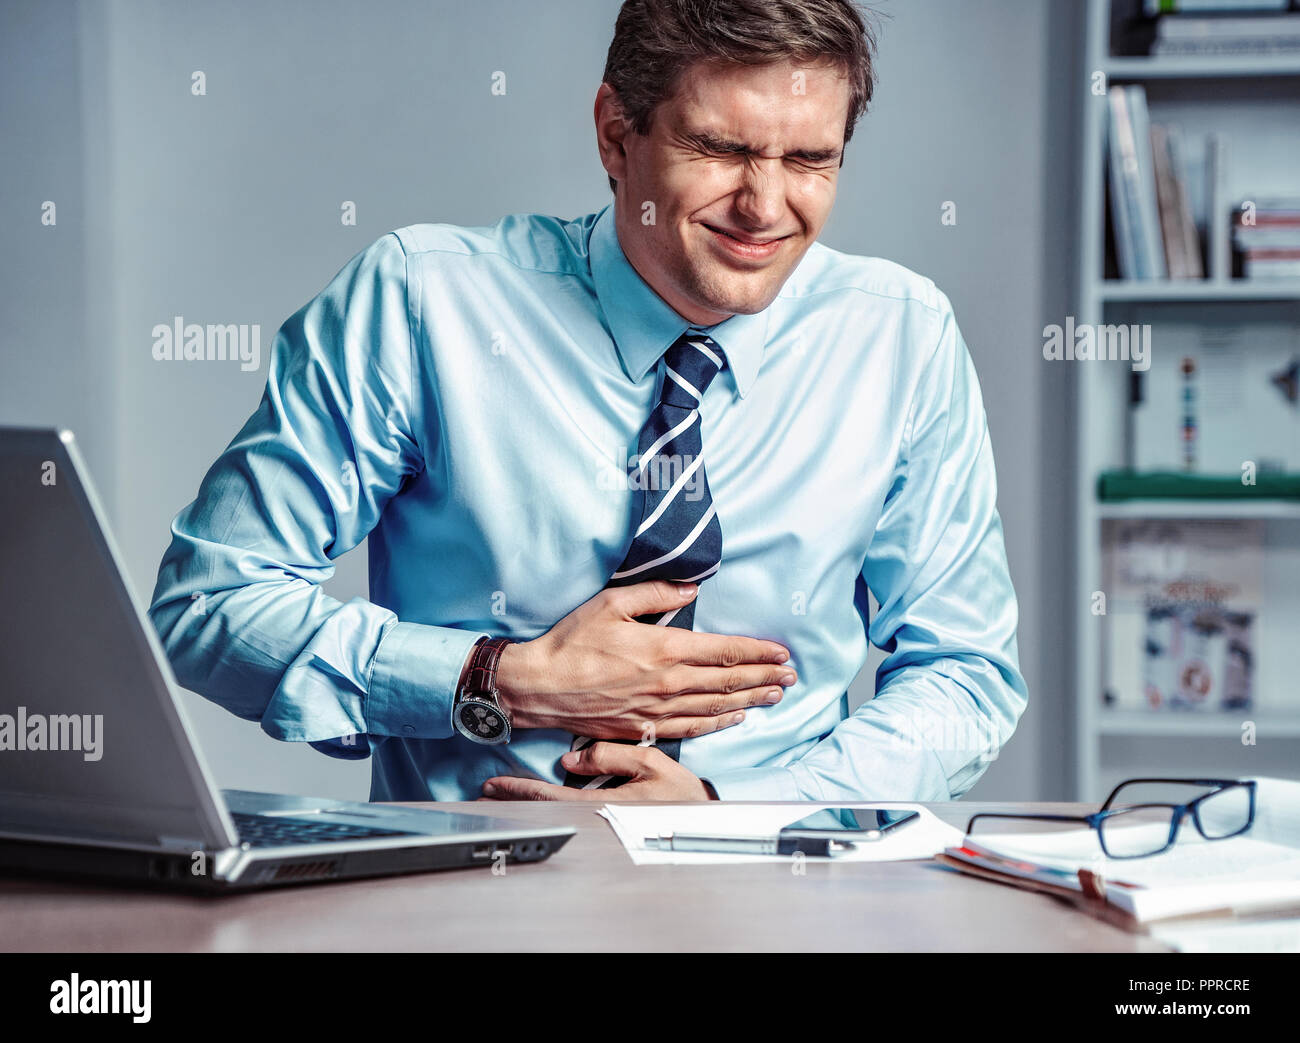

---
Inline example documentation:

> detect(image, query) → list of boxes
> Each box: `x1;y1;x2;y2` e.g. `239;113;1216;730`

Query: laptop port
514;841;548;862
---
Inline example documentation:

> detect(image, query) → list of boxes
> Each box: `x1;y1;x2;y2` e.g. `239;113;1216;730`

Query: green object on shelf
1098;470;1300;501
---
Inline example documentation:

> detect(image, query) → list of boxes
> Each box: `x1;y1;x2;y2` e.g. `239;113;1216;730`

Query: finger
659;664;796;698
603;579;697;620
482;776;571;801
649;710;749;740
670;631;791;667
541;787;612;802
656;683;784;720
561;741;656;781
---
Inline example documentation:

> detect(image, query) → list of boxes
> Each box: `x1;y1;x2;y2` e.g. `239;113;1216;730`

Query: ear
594;83;632;187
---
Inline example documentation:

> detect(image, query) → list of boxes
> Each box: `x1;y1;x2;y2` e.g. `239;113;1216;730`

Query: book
1107;87;1170;280
1108;88;1143;279
1154;38;1300;55
1151;124;1197;277
1115;88;1168;279
1165;125;1206;277
1233;198;1300;277
1152;11;1300;54
1235;229;1300;247
1128;87;1169;279
1206;134;1229;279
1097;470;1300;500
938;777;1300;930
1145;0;1291;13
1244;257;1300;277
1157;14;1300;38
1101;518;1262;713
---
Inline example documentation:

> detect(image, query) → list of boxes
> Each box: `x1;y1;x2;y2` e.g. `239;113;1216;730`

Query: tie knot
661;332;725;409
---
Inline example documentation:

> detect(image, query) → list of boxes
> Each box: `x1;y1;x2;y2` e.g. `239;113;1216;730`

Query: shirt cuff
700;765;803;802
367;622;488;739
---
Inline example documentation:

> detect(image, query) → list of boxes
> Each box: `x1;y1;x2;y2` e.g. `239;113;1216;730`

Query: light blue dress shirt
149;203;1028;803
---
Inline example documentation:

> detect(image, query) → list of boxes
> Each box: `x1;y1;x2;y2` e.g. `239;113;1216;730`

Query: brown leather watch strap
463;636;511;699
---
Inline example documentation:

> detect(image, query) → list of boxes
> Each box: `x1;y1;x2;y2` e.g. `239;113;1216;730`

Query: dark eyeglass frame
964;777;1257;860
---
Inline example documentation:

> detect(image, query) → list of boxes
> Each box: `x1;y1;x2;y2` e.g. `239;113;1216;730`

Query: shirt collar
589;203;766;398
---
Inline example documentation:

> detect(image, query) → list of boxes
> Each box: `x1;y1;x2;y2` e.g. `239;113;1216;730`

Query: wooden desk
0;801;1169;952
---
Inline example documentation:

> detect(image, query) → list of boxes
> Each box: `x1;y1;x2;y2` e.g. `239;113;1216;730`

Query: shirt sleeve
703;291;1029;802
148;233;487;758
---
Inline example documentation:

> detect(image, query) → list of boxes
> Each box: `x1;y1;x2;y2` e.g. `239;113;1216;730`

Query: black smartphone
776;806;921;856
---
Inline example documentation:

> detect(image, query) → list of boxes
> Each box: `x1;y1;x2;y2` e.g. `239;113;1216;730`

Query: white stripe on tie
665;365;702;401
635;410;698;475
678;561;720;584
610;503;717;581
655;606;682;627
635;452;705;537
687;337;724;369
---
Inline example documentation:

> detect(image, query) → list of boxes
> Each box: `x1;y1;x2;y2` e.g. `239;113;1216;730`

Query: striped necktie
564;330;725;788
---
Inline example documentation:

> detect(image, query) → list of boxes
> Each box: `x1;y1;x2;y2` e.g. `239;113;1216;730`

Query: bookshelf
1105;54;1300;78
1099;279;1300;302
1074;0;1300;799
1098;500;1300;520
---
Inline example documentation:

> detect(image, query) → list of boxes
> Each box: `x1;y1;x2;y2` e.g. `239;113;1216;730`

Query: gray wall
1;0;1077;802
1;0;113;499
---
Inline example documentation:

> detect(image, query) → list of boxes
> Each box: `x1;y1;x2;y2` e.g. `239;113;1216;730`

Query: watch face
458;699;507;743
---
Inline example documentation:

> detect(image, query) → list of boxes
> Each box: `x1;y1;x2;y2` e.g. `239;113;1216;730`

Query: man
150;0;1028;804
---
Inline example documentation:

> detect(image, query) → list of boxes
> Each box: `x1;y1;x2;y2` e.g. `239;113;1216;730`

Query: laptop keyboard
231;811;414;848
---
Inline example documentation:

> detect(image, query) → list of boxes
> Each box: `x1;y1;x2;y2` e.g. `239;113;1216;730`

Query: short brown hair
602;0;878;190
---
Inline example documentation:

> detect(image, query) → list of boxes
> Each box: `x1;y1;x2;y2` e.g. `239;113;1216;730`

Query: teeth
706;224;781;247
719;229;768;245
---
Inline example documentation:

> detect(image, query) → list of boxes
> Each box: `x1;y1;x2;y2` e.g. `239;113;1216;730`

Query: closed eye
682;132;840;167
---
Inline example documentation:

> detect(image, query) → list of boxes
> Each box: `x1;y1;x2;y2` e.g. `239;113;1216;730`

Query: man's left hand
480;743;718;801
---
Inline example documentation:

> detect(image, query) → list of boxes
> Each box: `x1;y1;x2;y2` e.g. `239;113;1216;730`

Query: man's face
601;59;850;326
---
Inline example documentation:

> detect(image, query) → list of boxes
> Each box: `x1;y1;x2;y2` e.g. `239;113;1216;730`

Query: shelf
1105;54;1300;80
1097;500;1300;520
1073;1;1300;799
1094;280;1300;303
1097;710;1300;737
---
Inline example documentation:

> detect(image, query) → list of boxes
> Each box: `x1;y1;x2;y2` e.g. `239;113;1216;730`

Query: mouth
702;223;790;262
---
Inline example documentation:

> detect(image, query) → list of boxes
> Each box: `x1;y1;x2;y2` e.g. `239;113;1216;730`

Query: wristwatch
451;636;513;745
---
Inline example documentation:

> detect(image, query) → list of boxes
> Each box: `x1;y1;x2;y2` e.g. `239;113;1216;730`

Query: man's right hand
494;581;795;740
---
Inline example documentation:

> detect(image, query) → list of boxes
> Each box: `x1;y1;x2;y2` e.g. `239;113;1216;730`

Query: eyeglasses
964;777;1257;859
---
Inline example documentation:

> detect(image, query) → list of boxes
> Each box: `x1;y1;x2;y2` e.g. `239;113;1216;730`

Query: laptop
0;427;574;892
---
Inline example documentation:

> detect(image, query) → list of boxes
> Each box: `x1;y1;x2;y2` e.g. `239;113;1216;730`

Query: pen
643;833;869;855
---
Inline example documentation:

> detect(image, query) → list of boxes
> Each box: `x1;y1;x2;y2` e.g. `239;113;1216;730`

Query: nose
733;158;787;230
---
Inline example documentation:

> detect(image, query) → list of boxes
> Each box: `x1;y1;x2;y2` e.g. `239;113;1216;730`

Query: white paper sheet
1152;916;1300;954
597;802;964;865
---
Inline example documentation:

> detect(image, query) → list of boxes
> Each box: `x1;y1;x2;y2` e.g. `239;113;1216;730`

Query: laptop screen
0;428;235;851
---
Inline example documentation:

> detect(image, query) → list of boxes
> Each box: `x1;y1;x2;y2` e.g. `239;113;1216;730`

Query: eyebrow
682;131;842;165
